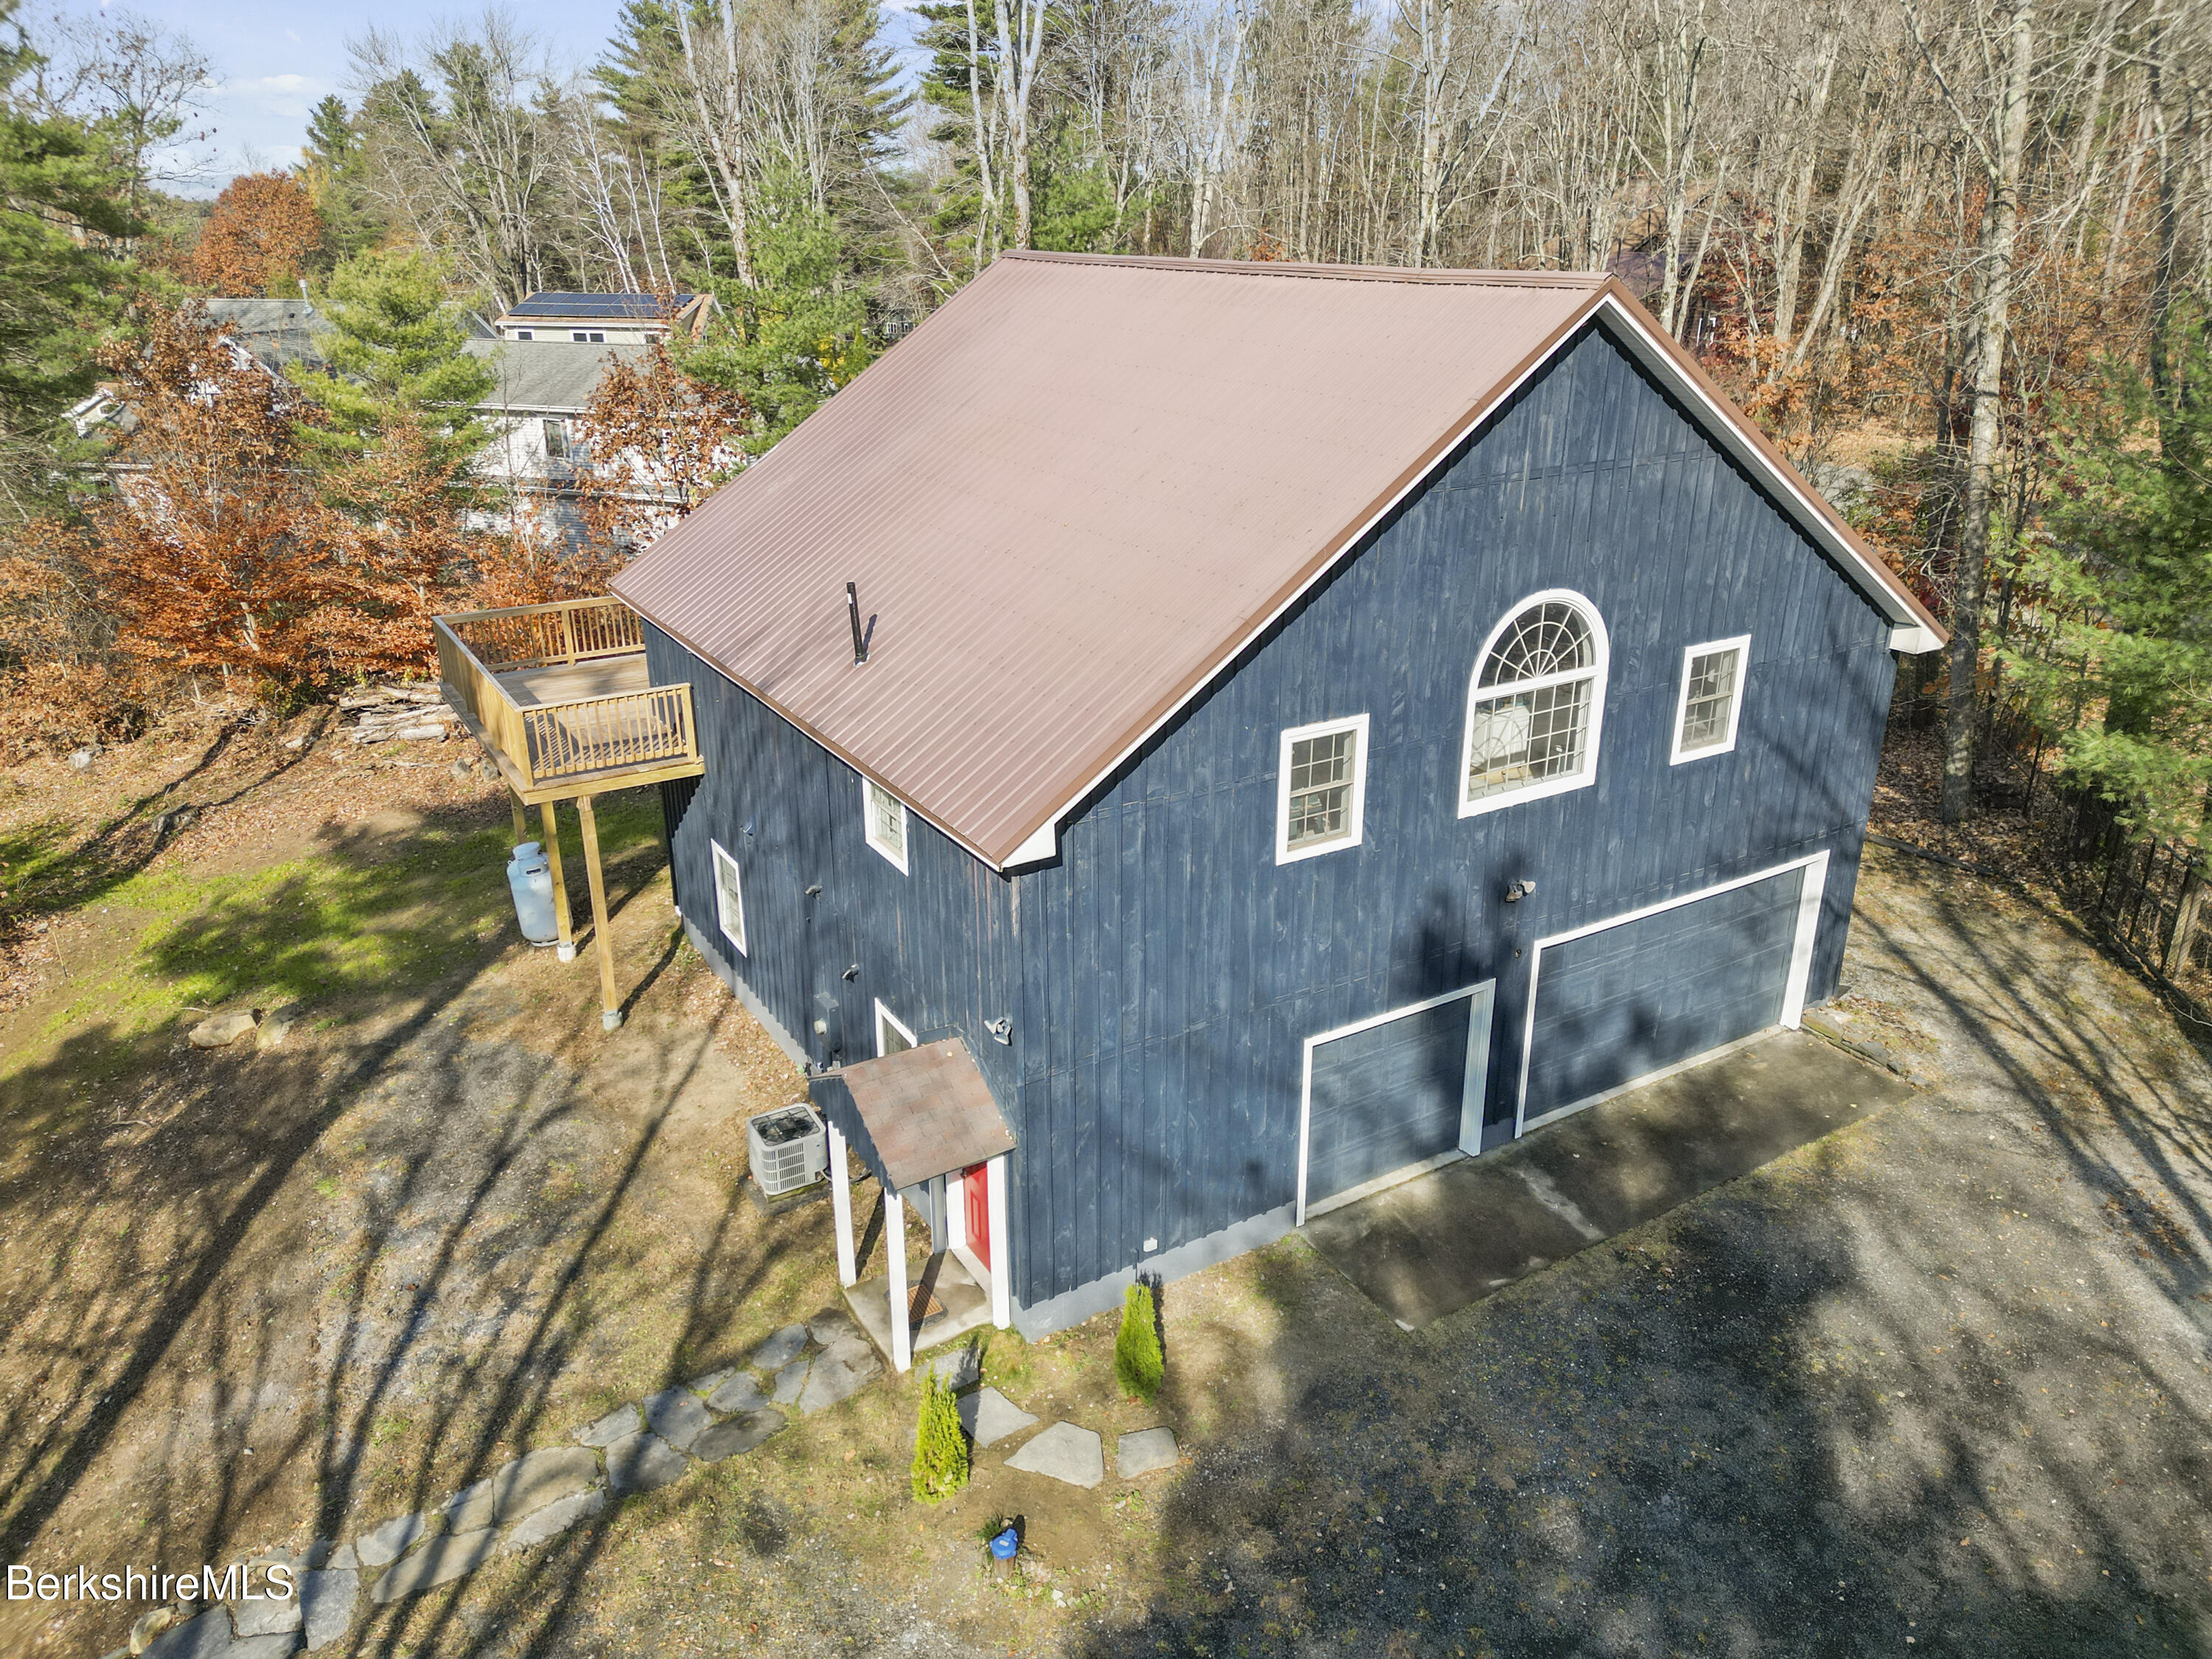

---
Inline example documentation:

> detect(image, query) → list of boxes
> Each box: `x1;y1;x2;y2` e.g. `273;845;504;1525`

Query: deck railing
443;595;645;674
435;597;699;793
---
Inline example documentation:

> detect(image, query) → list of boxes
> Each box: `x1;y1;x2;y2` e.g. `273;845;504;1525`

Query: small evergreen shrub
910;1370;970;1503
1114;1281;1164;1401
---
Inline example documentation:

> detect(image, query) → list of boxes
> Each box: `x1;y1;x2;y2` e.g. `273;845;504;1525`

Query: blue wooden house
611;252;1944;1366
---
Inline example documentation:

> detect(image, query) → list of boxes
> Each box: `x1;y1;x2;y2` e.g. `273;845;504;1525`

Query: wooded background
1;0;2209;841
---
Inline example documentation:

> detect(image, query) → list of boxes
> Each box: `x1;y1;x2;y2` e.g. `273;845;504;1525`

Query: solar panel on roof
509;291;695;319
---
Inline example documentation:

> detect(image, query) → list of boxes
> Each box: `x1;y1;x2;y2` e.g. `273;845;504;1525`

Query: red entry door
962;1164;991;1270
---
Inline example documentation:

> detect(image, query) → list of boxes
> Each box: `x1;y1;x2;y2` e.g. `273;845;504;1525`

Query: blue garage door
1523;868;1806;1124
1306;989;1491;1211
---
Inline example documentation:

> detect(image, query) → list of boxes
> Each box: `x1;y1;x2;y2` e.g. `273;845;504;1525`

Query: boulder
189;1010;260;1049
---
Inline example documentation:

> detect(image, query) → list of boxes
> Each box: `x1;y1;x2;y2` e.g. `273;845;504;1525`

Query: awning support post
986;1153;1011;1329
885;1188;911;1372
828;1122;857;1288
539;800;576;961
574;793;622;1031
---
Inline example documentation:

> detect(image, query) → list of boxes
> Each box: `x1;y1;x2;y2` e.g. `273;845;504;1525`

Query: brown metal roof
613;252;1940;867
838;1040;1015;1191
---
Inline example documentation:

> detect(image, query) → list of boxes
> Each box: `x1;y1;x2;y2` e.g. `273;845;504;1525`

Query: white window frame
874;998;917;1057
1458;588;1610;819
710;838;746;956
1669;634;1751;765
861;776;910;874
1275;713;1371;866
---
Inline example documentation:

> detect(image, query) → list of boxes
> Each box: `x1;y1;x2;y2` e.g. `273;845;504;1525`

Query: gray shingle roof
202;298;328;372
464;338;651;414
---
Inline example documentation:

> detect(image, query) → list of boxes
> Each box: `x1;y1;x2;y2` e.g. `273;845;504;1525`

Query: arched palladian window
1459;591;1610;815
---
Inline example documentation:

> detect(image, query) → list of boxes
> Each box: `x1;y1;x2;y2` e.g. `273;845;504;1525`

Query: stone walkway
128;1310;881;1659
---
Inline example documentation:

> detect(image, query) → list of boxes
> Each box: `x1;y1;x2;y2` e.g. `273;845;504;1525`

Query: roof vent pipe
847;581;868;665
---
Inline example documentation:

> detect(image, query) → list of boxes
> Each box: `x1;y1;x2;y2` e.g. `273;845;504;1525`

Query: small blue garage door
1523;867;1806;1124
1305;989;1491;1211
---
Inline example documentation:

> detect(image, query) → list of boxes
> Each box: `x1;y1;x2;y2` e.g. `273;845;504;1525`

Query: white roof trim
1001;295;1927;869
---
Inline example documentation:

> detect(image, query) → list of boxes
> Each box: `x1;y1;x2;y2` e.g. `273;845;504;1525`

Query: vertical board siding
643;624;1023;1232
1006;320;1896;1310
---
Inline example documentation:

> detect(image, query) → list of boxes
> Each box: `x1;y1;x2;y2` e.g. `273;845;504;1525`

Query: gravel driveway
1062;844;2212;1658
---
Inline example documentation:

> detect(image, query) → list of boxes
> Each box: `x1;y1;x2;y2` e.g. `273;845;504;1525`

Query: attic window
1276;714;1369;865
863;777;909;874
571;330;605;344
514;329;532;340
1671;636;1750;763
1461;592;1609;816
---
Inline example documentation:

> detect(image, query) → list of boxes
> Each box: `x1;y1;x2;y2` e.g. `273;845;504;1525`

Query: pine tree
1113;1282;1163;1402
290;249;493;468
296;94;384;264
910;1370;970;1503
2007;318;2212;845
684;168;874;456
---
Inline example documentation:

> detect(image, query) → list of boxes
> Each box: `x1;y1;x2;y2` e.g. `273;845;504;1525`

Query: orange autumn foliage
575;338;750;552
189;173;324;296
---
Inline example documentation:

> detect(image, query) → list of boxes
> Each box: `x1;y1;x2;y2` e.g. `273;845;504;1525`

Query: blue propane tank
506;842;560;945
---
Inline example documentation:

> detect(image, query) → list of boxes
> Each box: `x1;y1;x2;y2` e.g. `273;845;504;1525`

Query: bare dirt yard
1;709;2208;1658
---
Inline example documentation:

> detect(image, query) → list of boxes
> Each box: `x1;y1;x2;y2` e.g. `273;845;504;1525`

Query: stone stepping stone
686;1366;736;1397
371;1527;495;1603
606;1430;690;1494
1004;1422;1105;1488
499;1486;605;1553
145;1609;240;1659
927;1344;981;1389
642;1386;712;1450
769;1356;811;1405
445;1445;600;1533
797;1351;875;1416
355;1512;429;1568
232;1552;304;1637
576;1402;641;1448
957;1386;1037;1447
693;1408;786;1463
1116;1427;1180;1478
747;1323;810;1371
300;1568;356;1651
807;1307;861;1347
706;1371;766;1413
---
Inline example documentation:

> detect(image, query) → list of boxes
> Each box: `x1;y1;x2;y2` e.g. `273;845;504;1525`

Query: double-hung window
711;839;746;956
1276;714;1370;864
1460;591;1610;816
863;776;910;873
1671;636;1750;762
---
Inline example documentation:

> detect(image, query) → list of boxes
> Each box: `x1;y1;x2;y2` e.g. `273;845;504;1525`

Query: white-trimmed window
1276;714;1370;865
1671;635;1750;763
862;777;909;873
711;839;746;956
874;998;917;1057
1460;591;1609;816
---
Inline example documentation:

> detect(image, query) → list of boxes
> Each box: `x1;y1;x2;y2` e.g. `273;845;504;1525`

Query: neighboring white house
487;291;716;346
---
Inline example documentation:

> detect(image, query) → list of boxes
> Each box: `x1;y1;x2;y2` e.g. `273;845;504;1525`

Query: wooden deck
436;597;703;805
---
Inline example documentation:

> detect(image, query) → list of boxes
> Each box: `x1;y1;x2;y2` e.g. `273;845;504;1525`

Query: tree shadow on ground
0;785;827;1658
1068;852;2212;1658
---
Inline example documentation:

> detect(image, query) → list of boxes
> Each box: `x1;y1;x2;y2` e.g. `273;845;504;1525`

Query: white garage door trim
1514;848;1829;1138
1295;981;1495;1226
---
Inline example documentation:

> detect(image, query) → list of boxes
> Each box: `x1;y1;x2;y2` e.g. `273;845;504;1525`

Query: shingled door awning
827;1039;1015;1192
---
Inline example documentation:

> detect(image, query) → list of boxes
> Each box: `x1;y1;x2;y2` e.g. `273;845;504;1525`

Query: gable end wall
1006;319;1899;1317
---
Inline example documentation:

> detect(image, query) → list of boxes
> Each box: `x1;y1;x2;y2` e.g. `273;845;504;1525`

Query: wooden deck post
828;1123;858;1287
538;801;575;961
885;1188;911;1373
574;793;622;1031
508;792;529;852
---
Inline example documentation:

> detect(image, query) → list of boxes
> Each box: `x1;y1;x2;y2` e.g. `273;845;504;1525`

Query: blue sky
90;0;924;190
